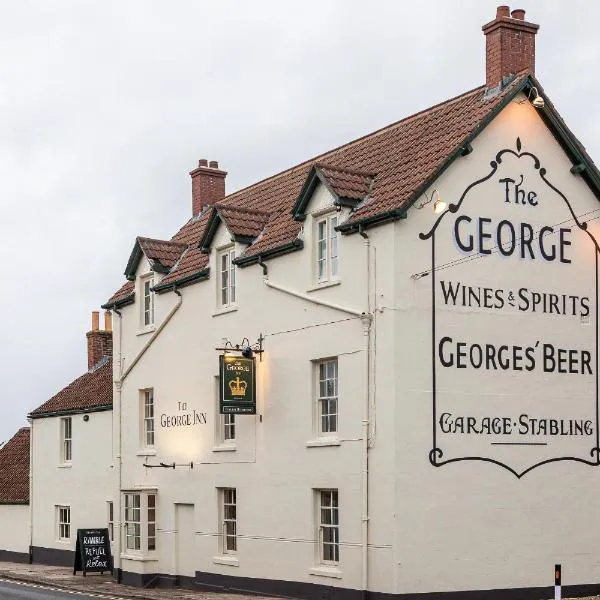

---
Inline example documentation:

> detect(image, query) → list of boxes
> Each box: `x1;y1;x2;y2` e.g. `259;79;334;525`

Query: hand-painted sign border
419;138;600;478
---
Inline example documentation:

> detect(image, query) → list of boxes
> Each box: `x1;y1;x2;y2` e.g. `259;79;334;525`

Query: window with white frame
123;491;156;553
218;247;236;308
141;389;155;448
107;501;114;542
317;490;339;564
219;488;237;554
142;276;154;327
57;505;71;541
60;417;72;463
316;359;338;435
315;214;339;283
223;413;236;442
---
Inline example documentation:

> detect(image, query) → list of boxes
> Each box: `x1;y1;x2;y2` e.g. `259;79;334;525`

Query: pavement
1;562;600;600
0;562;275;600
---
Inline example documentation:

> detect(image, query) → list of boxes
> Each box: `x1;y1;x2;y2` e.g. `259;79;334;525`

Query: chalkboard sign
73;528;112;576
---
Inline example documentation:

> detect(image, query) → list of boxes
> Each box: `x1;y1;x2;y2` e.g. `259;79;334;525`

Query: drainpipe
28;417;33;563
112;286;183;581
358;224;371;598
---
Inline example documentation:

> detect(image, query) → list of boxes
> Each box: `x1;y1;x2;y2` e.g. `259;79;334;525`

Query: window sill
136;326;156;336
56;539;71;545
306;438;341;448
137;449;156;457
212;306;238;317
212;444;237;453
120;553;159;562
306;280;341;293
213;555;239;567
58;463;72;469
309;565;342;579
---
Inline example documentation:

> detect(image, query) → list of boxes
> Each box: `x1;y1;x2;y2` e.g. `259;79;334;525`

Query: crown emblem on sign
229;376;247;396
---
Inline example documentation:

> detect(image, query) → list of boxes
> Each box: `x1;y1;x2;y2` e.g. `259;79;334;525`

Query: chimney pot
497;5;510;18
483;7;539;88
87;310;112;370
104;310;112;333
190;159;227;216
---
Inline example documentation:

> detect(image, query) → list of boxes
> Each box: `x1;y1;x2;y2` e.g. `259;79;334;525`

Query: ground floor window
317;489;339;564
219;488;237;553
123;491;156;553
107;501;114;542
57;505;70;541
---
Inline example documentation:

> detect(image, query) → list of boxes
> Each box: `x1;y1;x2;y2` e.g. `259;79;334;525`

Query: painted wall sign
73;528;112;575
160;402;207;428
419;138;600;477
219;355;256;414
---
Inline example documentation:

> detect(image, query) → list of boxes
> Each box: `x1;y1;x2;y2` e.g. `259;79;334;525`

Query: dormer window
315;214;339;283
218;246;236;308
142;276;154;327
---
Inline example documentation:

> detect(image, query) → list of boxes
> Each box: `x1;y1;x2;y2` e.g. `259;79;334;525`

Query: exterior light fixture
417;189;447;214
528;86;545;108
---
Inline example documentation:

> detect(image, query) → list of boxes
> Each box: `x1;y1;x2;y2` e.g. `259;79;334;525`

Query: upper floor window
316;359;338;436
61;417;72;463
315;214;339;283
142;276;154;327
141;389;155;448
218;247;236;308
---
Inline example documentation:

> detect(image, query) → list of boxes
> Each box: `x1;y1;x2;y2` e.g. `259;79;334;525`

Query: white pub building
2;6;600;599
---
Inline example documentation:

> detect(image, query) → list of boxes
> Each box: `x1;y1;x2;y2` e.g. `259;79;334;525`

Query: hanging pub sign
73;528;112;576
219;354;256;414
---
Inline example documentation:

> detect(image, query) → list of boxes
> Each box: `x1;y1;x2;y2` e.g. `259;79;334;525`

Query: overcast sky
0;1;598;443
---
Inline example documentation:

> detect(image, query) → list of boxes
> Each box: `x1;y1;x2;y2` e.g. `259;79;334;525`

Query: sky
0;0;598;444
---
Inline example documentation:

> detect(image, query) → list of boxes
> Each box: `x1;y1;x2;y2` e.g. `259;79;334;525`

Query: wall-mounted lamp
528;87;545;108
216;334;265;361
417;189;447;214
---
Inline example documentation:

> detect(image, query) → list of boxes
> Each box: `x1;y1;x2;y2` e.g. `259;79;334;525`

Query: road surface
0;579;124;599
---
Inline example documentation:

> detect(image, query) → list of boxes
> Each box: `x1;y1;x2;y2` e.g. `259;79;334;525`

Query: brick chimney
86;310;113;370
483;6;539;89
190;159;227;216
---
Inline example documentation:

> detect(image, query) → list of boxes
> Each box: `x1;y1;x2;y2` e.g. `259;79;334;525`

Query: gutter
153;269;209;294
28;404;113;420
234;239;303;268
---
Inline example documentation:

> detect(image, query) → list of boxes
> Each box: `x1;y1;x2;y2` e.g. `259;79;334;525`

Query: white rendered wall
31;410;115;556
0;505;29;555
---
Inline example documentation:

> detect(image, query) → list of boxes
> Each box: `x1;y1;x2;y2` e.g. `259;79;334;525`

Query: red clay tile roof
216;205;271;240
317;164;375;200
29;359;112;418
157;247;209;288
138;237;187;269
106;75;533;299
0;428;30;504
106;280;134;307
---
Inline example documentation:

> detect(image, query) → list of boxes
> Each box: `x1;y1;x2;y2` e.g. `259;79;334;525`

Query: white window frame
107;501;114;542
123;491;156;554
315;213;339;283
315;358;338;436
317;490;339;565
222;413;236;442
57;505;71;541
214;375;236;449
141;275;154;328
60;417;72;463
217;246;236;308
219;488;237;554
140;389;155;448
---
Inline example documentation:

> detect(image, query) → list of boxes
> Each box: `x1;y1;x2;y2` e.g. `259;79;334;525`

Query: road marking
0;578;129;599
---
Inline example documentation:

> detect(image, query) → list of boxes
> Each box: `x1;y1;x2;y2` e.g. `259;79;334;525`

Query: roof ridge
214;204;272;217
223;82;487;203
137;236;187;247
316;163;377;178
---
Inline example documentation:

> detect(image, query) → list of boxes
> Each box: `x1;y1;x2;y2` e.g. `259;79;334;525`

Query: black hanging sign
220;355;256;414
73;528;112;575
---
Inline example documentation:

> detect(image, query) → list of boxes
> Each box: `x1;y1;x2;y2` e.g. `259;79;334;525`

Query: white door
175;503;195;578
